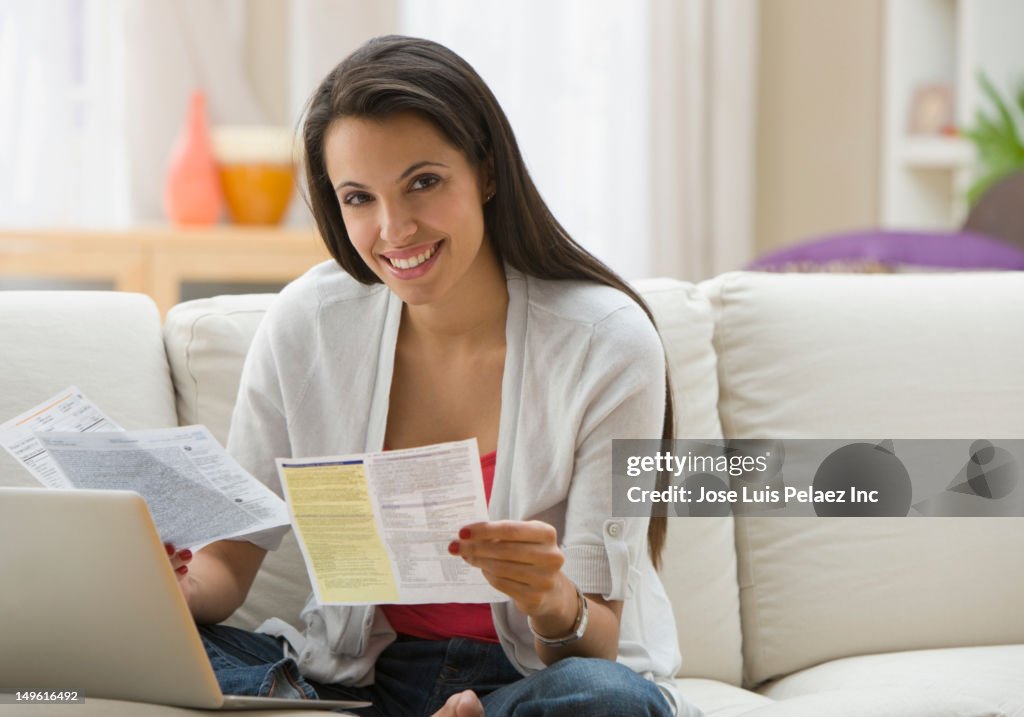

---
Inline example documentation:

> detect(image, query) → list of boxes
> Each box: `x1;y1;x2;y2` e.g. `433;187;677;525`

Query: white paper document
1;387;290;549
277;439;508;606
34;426;290;549
0;386;123;488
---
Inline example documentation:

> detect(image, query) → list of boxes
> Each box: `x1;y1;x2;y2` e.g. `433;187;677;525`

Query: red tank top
380;450;499;642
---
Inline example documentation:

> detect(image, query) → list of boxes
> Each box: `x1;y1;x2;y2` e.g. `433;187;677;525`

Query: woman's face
324;111;494;307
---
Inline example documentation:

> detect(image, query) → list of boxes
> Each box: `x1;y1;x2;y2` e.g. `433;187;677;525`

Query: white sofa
1;270;1022;716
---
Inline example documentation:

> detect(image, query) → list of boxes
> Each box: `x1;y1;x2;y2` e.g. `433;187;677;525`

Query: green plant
961;72;1024;206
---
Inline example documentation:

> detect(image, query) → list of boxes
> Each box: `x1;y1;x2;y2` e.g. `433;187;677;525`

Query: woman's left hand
450;520;574;623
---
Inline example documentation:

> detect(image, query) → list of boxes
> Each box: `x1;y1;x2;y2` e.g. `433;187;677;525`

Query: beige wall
755;0;882;254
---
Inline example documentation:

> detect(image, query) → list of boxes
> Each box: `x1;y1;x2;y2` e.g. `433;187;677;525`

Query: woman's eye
343;192;372;206
410;174;440;191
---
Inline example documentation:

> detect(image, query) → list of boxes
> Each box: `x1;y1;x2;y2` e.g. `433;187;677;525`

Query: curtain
0;0;267;226
650;0;761;280
399;0;760;281
2;0;760;280
287;0;397;129
399;0;654;279
0;0;128;227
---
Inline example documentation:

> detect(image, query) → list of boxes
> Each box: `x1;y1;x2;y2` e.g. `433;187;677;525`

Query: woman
170;35;694;717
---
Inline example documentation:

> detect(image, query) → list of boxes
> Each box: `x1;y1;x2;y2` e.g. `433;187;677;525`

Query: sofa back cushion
702;271;1024;686
163;294;311;631
0;291;178;486
633;279;742;685
164;294;276;444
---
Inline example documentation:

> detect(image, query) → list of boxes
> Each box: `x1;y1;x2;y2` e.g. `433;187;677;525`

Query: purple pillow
749;230;1024;272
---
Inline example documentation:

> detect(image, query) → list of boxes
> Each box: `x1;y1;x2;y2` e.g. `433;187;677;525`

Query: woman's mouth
381;240;443;279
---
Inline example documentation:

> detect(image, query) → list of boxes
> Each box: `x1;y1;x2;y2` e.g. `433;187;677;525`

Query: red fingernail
178;549;192;561
176;565;189;575
164;543;175;556
459;528;471;540
447;541;460;555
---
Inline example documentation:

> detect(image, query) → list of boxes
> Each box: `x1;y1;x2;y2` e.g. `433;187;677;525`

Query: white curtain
399;0;653;278
287;0;397;129
0;0;267;226
2;0;759;279
399;0;760;281
654;0;762;280
0;0;128;227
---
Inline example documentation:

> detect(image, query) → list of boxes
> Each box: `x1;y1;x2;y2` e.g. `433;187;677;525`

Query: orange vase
164;90;224;225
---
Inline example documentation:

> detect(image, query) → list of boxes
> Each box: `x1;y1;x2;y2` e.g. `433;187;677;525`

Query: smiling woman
167;35;697;717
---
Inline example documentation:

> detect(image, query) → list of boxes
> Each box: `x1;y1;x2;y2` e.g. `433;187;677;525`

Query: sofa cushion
675;678;772;717
0;291;177;486
634;279;742;685
734;516;1024;686
163;294;310;631
677;672;1010;717
703;271;1024;439
633;278;722;441
659;514;742;685
743;689;1004;717
164;294;277;445
700;271;1024;686
759;645;1024;717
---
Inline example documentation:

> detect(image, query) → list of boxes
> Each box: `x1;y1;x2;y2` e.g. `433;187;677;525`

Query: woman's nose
379;203;417;246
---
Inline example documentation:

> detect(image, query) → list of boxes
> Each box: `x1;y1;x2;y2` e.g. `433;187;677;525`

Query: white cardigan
227;261;683;712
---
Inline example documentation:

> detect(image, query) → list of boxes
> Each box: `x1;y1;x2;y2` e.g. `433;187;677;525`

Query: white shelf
901;136;974;169
881;0;1024;229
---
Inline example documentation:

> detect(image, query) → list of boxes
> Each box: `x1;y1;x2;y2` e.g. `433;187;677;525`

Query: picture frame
906;83;955;135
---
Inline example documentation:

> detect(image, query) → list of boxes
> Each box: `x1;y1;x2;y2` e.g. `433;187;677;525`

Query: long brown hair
302;35;673;568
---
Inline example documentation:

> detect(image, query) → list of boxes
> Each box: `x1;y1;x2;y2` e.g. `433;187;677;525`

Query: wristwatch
528;582;590;647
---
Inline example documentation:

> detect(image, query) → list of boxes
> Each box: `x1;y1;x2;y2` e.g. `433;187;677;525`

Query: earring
485;190;495;203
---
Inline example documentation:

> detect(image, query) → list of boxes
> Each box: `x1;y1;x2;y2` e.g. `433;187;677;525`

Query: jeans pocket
258;657;318;700
208;656;317;699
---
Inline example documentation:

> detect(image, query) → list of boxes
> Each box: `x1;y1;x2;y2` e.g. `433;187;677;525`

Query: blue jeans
199;624;680;716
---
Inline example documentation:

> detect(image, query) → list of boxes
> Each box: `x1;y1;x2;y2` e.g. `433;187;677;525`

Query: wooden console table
0;226;331;317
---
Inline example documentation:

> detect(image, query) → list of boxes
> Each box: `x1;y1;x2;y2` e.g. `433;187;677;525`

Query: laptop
0;487;370;712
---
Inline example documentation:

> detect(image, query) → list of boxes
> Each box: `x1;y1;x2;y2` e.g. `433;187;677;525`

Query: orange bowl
218;163;294;225
212;127;297;225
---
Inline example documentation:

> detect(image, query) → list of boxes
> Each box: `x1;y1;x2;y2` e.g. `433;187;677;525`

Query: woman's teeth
387;243;438;269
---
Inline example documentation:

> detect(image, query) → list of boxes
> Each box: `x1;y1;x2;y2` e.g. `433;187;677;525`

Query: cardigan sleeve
561;303;667;600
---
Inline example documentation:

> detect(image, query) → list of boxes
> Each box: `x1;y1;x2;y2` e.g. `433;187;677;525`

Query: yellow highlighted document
280;461;399;604
277;439;506;606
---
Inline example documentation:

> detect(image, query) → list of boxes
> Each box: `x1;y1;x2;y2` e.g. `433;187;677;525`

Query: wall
755;0;882;255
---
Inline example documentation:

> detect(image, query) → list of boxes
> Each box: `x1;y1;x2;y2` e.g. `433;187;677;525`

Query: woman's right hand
164;542;194;602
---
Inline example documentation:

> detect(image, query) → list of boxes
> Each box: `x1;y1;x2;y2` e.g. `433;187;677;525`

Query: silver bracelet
528;582;589;647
